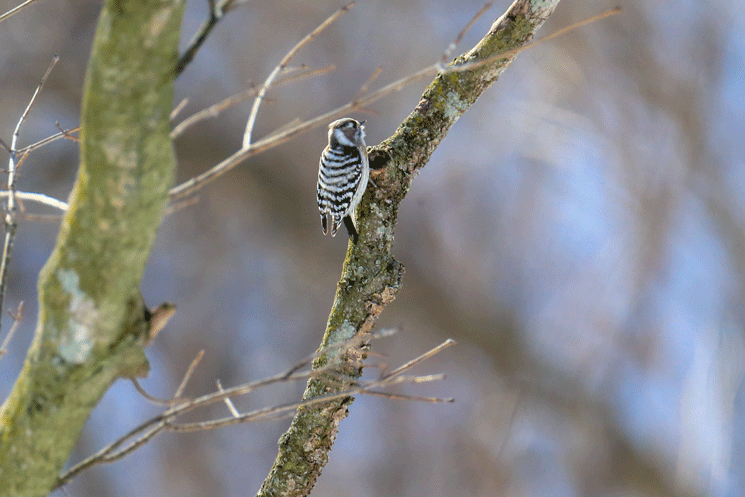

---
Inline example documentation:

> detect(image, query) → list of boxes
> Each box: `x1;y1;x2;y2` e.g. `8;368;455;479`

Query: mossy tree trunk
0;1;185;496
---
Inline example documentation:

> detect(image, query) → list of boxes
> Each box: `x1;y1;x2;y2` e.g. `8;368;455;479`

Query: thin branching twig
175;0;250;75
167;339;457;433
54;338;454;488
0;191;68;212
383;339;455;378
130;379;180;406
242;2;354;148
168;7;621;203
438;2;494;69
54;121;80;143
174;349;205;399
170;64;334;139
445;7;622;74
216;379;241;418
167;367;449;432
0;301;24;362
168;64;435;200
16;125;80;155
170;98;190;120
352;66;384;114
0;0;43;24
14;212;64;223
361;389;452;403
0;55;58;339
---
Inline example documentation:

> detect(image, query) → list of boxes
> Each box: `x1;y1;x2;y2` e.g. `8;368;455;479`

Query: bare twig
57;379;283;484
55;361;321;487
0;55;58;338
13;148;32;172
54;339;453;488
171;85;258;139
445;7;622;74
54;121;80;143
360;390;453;403
261;117;302;142
169;6;622;203
130;379;181;406
15;212;64;223
13;57;58;144
56;422;166;487
170;64;334;139
242;2;354;148
170;98;190;120
0;301;24;362
0;191;68;212
175;0;250;75
382;339;456;379
174;350;205;399
153;340;452;432
163;195;200;216
353;66;383;103
168;64;435;200
16;126;80;155
167;369;447;432
216;379;241;417
439;2;494;69
0;0;43;23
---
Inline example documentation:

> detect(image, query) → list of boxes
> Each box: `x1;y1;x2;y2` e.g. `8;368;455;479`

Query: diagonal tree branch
0;0;43;24
255;1;561;496
175;0;249;75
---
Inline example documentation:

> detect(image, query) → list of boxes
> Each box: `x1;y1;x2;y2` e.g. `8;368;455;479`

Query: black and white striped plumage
317;118;369;243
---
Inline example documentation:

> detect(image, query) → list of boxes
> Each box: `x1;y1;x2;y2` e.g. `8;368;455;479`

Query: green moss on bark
0;1;185;496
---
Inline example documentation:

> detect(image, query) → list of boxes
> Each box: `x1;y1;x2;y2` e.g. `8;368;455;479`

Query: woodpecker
316;118;369;244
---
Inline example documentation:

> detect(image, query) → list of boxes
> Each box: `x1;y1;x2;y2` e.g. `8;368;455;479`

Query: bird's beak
359;120;366;126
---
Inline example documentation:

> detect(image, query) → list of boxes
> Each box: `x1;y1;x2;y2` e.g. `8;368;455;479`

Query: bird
316;118;369;244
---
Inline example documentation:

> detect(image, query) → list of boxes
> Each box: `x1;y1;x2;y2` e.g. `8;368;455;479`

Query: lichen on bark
0;2;185;496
